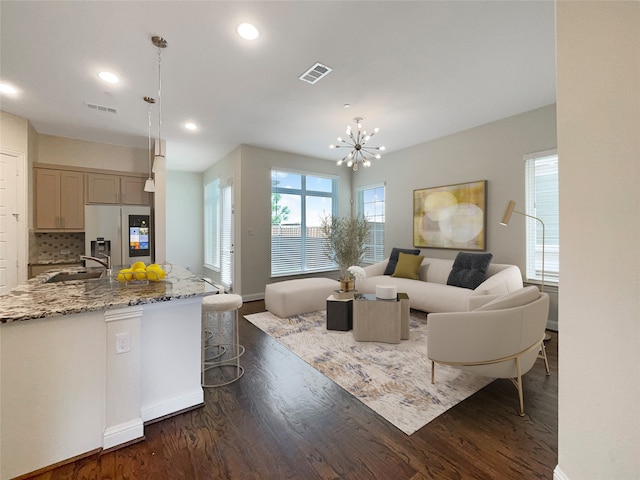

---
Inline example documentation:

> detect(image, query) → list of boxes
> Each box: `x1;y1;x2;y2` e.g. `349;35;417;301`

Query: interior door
0;152;19;294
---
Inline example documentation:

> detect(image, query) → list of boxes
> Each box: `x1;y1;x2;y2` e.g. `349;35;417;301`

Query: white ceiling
0;1;556;172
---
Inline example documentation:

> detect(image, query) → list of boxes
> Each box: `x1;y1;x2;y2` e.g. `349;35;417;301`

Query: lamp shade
500;200;516;225
152;154;166;173
144;177;156;192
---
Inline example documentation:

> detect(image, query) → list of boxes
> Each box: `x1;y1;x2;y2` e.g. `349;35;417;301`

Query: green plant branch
320;215;371;279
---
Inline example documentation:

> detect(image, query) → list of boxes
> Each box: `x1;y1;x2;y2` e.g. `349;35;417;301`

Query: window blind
357;184;385;263
525;151;559;284
220;183;233;289
203;178;220;269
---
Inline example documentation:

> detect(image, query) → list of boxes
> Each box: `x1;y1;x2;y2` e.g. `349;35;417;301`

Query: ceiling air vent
85;102;118;114
298;62;333;85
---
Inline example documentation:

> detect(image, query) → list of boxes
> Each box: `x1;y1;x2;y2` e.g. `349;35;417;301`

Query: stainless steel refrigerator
84;205;152;268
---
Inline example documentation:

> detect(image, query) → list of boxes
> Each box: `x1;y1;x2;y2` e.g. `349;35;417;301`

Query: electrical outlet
115;333;130;354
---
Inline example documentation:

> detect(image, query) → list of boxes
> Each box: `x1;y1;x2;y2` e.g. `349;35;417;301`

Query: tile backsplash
30;232;85;263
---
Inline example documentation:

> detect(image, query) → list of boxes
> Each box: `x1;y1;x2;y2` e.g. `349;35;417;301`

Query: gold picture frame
413;180;487;250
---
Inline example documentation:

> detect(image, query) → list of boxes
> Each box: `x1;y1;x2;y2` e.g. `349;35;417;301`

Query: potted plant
320;215;370;291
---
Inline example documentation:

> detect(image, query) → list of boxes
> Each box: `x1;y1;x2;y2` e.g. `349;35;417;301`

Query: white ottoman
265;278;340;318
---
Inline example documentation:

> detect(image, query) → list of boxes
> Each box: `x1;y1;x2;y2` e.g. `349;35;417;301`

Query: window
357;184;385;264
525;150;559;284
204;178;220;269
271;169;337;276
220;182;233;289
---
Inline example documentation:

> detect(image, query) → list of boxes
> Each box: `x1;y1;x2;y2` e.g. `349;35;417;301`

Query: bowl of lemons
117;261;167;284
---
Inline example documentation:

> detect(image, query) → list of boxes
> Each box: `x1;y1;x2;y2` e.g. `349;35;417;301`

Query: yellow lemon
147;264;166;280
131;261;146;270
133;267;147;281
118;268;134;282
146;270;160;281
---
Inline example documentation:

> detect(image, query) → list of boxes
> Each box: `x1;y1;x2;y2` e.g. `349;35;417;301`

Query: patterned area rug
244;310;493;435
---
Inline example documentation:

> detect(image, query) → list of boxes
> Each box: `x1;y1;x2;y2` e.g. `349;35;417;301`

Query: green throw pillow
392;252;424;280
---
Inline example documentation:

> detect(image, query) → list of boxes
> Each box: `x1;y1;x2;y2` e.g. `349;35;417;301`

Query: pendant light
144;96;156;192
152;36;167;173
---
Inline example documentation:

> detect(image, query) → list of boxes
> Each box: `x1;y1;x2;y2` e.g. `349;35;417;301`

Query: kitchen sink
45;271;105;283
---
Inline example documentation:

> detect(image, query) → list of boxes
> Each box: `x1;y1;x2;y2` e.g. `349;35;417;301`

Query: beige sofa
358;256;523;313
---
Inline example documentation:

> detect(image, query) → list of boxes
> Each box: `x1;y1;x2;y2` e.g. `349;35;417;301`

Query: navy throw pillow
446;252;493;290
384;247;421;275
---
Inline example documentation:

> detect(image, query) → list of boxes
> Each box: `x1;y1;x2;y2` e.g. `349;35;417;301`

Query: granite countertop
1;265;217;324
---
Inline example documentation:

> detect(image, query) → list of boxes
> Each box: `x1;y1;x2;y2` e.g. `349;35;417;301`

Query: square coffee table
352;293;409;343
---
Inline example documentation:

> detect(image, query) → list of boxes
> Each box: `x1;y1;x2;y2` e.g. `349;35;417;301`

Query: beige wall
0;111;29;153
353;104;557;269
201;144;353;298
196;106;557;305
36;133;148;173
556;2;640;479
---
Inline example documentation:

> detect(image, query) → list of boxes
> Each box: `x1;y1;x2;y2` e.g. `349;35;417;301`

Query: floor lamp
500;200;551;343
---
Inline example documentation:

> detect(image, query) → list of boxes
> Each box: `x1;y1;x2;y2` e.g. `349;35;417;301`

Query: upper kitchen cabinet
87;173;151;205
34;168;85;231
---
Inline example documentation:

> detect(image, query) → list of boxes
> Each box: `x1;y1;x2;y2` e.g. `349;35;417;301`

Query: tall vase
340;279;355;292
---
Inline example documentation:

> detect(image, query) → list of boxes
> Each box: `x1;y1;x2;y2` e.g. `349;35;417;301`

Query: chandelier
330;117;385;171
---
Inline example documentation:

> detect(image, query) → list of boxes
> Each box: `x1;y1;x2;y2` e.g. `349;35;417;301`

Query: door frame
1;148;28;286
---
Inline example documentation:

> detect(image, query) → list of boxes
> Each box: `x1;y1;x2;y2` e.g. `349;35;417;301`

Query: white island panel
0;311;105;480
141;298;204;422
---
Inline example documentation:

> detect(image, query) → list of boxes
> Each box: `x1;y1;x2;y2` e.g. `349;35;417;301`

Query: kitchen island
0;265;216;480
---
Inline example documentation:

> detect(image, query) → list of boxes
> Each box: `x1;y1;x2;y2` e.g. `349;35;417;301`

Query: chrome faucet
80;253;111;270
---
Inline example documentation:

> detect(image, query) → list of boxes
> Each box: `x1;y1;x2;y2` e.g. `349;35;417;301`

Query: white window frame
524;149;559;285
271;168;338;277
356;183;385;264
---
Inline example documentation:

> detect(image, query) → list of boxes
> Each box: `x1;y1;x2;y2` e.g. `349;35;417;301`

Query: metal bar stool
201;293;245;387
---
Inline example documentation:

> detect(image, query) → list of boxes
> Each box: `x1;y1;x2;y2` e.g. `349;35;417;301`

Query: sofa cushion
474;285;540;311
384;247;421;275
446;252;493;290
391;252;425;280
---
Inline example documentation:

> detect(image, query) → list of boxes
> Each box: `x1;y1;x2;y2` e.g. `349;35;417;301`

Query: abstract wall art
413;180;487;250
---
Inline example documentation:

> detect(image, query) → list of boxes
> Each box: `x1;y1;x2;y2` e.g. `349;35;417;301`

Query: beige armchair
427;286;550;416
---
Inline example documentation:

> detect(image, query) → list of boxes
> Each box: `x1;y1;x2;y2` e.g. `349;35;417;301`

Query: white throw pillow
474;285;540;311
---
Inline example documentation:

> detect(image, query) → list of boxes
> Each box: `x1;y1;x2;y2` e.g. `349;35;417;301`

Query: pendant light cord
157;47;162;157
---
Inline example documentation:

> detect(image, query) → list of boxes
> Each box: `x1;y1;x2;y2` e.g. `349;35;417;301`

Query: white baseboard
242;292;265;302
554;465;570;480
103;418;144;450
141;387;204;422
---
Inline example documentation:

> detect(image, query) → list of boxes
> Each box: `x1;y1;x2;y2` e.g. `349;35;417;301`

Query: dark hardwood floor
31;300;558;480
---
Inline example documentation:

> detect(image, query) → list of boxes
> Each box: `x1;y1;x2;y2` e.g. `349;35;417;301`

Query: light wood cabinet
87;173;151;205
34;168;84;230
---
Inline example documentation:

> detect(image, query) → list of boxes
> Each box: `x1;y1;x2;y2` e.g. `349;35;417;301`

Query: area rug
244;310;493;435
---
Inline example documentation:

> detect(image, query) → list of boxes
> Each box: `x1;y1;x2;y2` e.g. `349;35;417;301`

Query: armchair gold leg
515;357;525;417
539;342;550;376
431;360;435;384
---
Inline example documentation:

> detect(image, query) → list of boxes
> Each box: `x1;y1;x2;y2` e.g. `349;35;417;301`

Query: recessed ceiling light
98;71;119;83
184;122;197;131
343;104;351;109
0;82;18;95
237;23;259;40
